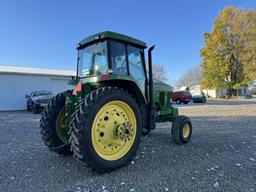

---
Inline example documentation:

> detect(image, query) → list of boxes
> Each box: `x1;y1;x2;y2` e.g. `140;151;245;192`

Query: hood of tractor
153;79;173;92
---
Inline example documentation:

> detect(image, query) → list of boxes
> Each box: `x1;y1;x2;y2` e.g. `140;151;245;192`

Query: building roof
0;65;76;77
78;31;147;49
179;86;190;91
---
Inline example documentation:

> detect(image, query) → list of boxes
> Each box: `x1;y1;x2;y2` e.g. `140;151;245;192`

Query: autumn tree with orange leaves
200;6;256;96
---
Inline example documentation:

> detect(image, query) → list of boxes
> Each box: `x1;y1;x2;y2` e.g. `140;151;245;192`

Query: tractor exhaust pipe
148;45;155;130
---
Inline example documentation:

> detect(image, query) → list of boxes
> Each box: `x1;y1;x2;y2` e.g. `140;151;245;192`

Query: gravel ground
0;100;256;192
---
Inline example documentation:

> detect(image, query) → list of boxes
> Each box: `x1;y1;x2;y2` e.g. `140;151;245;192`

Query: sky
0;0;255;86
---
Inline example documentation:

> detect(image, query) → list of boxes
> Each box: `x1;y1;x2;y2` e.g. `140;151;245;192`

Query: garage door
50;79;74;95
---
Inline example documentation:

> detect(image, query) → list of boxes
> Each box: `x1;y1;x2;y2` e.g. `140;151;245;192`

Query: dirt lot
0;100;256;192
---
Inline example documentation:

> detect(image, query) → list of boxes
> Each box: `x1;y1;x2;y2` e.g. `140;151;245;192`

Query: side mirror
25;95;29;99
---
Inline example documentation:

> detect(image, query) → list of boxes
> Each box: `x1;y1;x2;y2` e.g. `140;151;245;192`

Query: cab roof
77;31;147;49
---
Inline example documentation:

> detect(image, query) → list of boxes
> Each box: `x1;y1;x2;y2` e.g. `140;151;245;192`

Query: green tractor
40;31;192;172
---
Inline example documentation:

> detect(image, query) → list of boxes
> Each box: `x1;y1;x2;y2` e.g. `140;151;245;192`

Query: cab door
127;45;146;96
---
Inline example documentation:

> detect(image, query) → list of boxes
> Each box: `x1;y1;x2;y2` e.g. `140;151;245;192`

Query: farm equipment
40;31;192;172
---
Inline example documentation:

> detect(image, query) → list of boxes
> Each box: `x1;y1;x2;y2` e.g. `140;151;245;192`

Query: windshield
78;41;108;77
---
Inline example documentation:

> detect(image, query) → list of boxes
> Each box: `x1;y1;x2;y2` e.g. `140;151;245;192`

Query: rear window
174;92;182;96
173;91;191;96
38;91;52;96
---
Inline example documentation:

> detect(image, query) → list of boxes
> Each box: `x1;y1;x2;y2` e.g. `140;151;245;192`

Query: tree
145;61;168;82
200;6;256;96
152;64;168;82
176;65;202;88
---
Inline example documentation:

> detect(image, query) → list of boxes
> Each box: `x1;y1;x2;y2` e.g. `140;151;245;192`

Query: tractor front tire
40;92;71;155
27;105;31;111
32;104;40;114
172;116;192;144
70;87;142;172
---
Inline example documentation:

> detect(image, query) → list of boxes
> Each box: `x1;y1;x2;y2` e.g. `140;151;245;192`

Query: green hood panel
153;80;173;92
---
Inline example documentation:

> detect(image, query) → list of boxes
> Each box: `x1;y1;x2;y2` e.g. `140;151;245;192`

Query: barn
0;65;76;111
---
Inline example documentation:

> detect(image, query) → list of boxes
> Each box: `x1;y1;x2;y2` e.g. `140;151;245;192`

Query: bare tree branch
176;65;202;88
145;61;168;82
152;64;168;82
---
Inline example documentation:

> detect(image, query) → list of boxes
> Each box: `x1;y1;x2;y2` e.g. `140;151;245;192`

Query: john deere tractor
40;31;192;172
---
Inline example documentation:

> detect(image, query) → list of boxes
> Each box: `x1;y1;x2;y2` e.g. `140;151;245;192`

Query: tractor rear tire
172;115;192;144
176;99;181;104
69;87;142;172
40;92;71;155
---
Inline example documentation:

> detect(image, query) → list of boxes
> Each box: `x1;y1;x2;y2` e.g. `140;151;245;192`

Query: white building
190;85;227;98
190;84;254;98
0;65;76;111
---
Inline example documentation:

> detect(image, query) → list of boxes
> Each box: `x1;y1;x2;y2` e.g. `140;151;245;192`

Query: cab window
127;46;144;80
79;41;108;77
110;41;127;75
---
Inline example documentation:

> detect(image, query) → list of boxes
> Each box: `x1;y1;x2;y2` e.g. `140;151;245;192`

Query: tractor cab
75;31;149;106
76;31;147;80
77;32;147;78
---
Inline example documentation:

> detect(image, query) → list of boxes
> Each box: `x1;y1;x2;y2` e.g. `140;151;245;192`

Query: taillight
72;81;82;95
100;73;111;80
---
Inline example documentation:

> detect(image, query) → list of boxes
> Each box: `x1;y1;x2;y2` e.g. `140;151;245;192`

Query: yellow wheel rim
182;123;190;138
92;100;137;161
56;108;67;143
